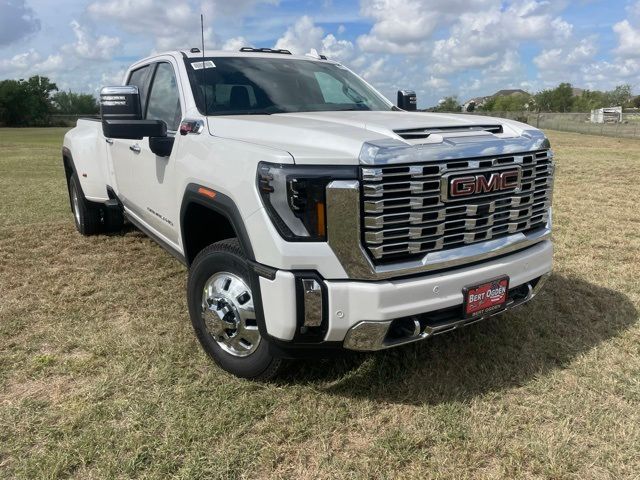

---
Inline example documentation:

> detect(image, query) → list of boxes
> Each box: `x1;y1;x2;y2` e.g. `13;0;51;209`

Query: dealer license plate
462;276;510;319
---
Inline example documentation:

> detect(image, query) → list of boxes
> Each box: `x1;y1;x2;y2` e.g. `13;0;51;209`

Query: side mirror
100;85;168;140
397;90;417;111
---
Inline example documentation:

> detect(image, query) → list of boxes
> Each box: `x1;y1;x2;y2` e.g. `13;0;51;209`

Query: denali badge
443;167;522;200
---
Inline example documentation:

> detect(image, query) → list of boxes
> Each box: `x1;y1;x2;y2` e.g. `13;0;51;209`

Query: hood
207;111;542;165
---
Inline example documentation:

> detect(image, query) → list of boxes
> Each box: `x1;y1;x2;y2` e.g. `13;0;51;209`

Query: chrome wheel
71;184;81;226
201;272;260;357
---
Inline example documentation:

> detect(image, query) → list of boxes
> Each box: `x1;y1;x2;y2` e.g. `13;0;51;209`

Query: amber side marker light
316;201;326;238
198;187;216;199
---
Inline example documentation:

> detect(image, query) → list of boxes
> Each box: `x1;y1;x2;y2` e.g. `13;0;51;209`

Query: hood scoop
394;124;503;140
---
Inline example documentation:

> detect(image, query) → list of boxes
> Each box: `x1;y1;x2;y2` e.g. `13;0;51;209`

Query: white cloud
62;21;120;61
0;49;64;76
87;0;276;51
534;38;598;72
424;76;450;90
321;34;355;63
613;20;640;58
274;15;324;54
273;16;356;63
357;0;495;53
222;37;252;51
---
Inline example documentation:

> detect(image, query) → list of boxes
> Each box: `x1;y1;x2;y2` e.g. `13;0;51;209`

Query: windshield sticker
192;61;216;70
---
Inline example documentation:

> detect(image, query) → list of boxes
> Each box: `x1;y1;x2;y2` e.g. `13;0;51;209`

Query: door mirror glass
397;90;417;111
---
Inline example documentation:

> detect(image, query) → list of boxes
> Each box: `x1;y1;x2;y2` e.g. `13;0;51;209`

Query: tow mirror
100;85;167;140
397;90;417;111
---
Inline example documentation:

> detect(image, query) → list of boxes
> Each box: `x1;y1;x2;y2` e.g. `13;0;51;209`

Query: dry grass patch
0;128;639;479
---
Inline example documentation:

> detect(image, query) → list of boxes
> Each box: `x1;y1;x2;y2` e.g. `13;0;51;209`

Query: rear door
118;60;184;244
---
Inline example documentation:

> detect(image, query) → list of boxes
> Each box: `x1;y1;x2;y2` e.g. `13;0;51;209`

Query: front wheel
187;239;284;380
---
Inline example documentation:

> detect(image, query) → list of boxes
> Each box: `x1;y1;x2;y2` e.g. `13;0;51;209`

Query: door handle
129;144;141;153
105;138;114;145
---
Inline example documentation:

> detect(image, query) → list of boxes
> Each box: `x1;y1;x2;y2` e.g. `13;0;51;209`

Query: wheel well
62;154;74;211
63;155;74;183
182;203;238;265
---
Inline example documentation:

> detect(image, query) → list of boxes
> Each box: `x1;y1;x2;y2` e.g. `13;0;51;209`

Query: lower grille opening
381;279;539;345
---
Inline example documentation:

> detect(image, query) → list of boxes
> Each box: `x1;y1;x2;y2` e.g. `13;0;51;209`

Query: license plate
462;276;510;319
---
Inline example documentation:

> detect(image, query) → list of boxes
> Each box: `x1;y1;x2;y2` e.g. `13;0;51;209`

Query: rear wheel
187;239;284;380
69;174;101;235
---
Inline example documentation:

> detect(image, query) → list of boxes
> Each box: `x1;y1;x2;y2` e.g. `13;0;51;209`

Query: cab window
146;62;182;131
127;65;151;112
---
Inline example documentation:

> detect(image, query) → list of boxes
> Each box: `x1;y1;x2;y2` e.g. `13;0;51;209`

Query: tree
434;96;461;112
605;84;633;107
572;90;607;112
492;93;532;112
534;83;574;112
53;91;99;115
551;83;574;112
632;95;640;109
0;75;58;126
480;96;496;111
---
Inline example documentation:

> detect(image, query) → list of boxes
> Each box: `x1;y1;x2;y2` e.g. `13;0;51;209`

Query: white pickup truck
63;47;554;379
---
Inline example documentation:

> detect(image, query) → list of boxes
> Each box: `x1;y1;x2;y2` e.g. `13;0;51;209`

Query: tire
187;238;284;380
69;174;102;235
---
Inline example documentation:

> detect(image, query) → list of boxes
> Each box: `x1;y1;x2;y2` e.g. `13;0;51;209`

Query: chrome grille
360;150;554;263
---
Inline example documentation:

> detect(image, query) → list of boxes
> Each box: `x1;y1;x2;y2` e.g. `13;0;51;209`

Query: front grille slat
361;150;554;263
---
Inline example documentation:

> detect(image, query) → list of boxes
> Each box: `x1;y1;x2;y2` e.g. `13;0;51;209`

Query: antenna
201;14;207;116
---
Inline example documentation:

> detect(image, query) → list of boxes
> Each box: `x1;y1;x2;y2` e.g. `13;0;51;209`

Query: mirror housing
102;119;167;140
100;86;142;121
149;136;174;157
397;90;417;111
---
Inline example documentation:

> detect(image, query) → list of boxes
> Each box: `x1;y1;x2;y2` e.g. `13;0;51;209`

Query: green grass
1;128;639;479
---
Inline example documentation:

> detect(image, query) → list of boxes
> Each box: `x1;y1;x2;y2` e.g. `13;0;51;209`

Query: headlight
257;162;357;241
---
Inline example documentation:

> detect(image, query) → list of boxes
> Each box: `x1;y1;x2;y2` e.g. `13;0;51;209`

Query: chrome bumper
342;272;550;351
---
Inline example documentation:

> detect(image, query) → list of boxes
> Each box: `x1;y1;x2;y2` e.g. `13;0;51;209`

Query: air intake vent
394;125;503;140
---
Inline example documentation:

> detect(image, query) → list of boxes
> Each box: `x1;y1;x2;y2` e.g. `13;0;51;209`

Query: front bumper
254;239;553;353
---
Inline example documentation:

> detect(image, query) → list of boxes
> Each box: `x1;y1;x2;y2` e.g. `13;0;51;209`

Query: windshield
184;57;393;115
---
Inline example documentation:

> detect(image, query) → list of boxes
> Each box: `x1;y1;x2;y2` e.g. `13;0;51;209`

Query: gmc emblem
445;168;521;200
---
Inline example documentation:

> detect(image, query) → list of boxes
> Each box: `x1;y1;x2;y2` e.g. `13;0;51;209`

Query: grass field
1;128;639;479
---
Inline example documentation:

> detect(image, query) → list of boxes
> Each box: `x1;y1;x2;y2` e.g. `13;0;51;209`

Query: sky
1;0;639;108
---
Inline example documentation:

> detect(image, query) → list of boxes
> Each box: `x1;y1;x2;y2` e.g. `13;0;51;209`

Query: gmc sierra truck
62;48;554;379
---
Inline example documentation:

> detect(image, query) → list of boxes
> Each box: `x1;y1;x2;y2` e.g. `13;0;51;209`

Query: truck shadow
281;274;638;405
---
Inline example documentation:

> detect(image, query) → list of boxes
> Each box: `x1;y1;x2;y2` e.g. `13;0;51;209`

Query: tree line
432;83;640;113
0;75;98;126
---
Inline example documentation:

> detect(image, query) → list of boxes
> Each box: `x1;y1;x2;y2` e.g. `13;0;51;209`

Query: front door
116;61;184;246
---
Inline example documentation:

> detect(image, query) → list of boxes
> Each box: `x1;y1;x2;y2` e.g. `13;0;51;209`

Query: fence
461;111;640;139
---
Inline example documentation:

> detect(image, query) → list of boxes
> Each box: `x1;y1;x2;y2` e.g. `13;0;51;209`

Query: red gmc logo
449;169;521;198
